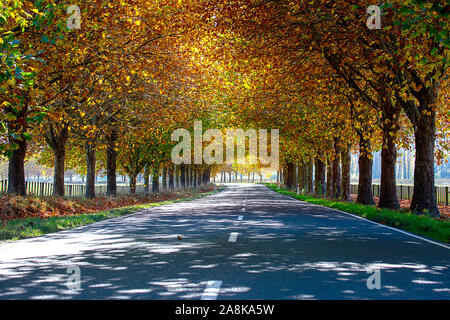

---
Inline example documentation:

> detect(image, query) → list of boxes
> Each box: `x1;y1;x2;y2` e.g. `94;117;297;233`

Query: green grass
266;184;450;244
0;188;223;242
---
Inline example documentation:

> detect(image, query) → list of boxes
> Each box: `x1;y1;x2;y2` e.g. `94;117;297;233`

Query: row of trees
1;1;448;218
197;0;449;217
0;1;220;201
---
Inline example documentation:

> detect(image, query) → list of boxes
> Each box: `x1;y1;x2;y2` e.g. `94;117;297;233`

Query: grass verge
266;184;450;244
0;188;223;242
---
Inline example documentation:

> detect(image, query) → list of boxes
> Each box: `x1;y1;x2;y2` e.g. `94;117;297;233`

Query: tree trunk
85;143;96;198
332;139;341;199
162;166;167;191
180;164;186;188
285;162;294;190
144;164;150;193
152;167;160;193
194;170;198;188
326;159;333;197
314;158;326;197
8;137;27;196
185;165;190;188
53;146;65;197
6;101;28;196
106;128;118;197
168;165;175;190
400;86;440;216
203;167;211;184
45;124;69;197
378;99;401;209
129;174;137;194
410;117;439;216
378;125;400;209
307;159;314;194
300;163;307;192
357;136;375;205
175;165;180;189
341;144;351;202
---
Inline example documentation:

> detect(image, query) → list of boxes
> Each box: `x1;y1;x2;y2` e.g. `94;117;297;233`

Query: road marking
238;216;243;221
266;186;450;250
201;280;222;300
228;232;239;242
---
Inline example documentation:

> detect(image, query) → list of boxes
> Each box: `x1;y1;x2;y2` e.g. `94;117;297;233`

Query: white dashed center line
201;280;222;300
228;232;239;242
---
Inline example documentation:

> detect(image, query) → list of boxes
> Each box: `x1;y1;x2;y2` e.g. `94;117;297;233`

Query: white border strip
265;186;450;250
201;280;222;300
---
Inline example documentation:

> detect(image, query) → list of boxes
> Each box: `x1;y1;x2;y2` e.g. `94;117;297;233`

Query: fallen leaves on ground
0;185;215;223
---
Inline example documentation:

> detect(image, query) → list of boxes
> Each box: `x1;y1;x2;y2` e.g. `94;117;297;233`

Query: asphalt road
0;184;449;299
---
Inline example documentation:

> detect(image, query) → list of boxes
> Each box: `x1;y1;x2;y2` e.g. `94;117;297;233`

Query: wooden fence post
446;187;449;206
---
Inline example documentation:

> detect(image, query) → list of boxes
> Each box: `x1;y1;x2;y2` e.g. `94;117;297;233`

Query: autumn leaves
0;1;448;219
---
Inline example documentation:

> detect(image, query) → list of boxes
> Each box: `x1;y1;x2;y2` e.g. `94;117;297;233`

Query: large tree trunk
356;137;375;205
8;137;27;196
378;124;400;209
357;137;375;205
45;124;69;197
378;100;401;209
85;143;96;198
314;158;326;197
332;139;341;199
400;80;440;216
106;128;118;197
6;101;28;196
53;145;65;197
341;144;351;202
410;115;439;216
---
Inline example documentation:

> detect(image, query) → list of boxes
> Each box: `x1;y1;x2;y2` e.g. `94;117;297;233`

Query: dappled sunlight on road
0;184;449;299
